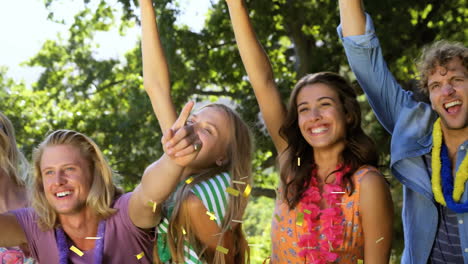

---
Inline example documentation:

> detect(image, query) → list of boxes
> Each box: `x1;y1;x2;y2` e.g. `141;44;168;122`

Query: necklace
56;220;106;264
431;118;468;213
298;166;349;264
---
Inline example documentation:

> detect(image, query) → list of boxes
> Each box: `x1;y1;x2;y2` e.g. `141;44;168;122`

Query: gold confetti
275;214;281;222
243;184;252;197
232;180;246;185
232;219;243;223
216;245;229;254
303;209;311;215
136;252;145;260
185;177;194;184
248;244;263;247
70;246;84;257
147;200;157;213
240;176;248;180
331;191;345;194
357;260;364;264
85;237;101;240
296;212;304;227
297;157;301;166
375;237;384;244
206;211;217;221
182;227;186;235
226;187;240;196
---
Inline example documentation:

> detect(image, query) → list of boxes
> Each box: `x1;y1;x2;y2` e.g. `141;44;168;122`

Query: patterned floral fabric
270;166;378;263
0;247;36;264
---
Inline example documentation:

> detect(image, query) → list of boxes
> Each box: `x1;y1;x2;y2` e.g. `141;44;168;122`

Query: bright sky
0;0;214;86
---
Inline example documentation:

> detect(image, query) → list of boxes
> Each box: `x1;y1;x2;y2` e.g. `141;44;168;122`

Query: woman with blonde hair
140;0;252;263
226;0;393;263
0;112;35;263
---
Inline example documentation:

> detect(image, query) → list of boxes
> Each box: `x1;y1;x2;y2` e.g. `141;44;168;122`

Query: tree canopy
1;0;466;261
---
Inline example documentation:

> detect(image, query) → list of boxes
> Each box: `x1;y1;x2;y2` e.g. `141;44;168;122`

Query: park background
1;0;466;262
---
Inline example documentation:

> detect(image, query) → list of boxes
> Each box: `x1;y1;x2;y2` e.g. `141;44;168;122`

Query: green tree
1;0;466;262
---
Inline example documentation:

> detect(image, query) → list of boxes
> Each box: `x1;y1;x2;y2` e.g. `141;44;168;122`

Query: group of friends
0;0;466;263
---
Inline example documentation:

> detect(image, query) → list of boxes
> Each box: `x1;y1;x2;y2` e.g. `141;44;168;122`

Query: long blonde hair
0;112;28;186
31;129;123;230
157;104;252;264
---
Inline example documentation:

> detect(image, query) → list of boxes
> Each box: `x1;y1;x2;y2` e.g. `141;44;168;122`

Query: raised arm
339;0;366;37
129;102;199;229
226;0;287;153
337;0;428;133
140;0;177;132
0;214;27;247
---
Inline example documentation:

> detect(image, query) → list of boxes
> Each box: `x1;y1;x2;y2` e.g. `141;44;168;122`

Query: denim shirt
337;14;468;264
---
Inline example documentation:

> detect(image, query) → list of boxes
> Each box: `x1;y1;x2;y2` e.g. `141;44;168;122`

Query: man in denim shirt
337;0;468;263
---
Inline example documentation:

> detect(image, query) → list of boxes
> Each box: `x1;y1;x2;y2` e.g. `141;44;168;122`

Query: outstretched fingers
163;101;202;158
172;101;194;131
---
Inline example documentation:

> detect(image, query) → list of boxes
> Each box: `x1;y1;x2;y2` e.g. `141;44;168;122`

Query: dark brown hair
279;72;378;209
417;40;468;94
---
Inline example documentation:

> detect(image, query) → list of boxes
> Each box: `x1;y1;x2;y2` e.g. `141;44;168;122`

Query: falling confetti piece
303;209;311;215
296;212;304;227
185;177;194;184
240;176;248;179
232;219;243;223
136;252;145;260
182;227;186;235
248;244;263;247
275;214;281;222
206;211;217;221
331;191;346;194
232;180;246;185
85;237;101;240
147;200;157;213
226;187;240;196
216;246;229;254
375;237;384;244
357;260;364;264
243;184;252;197
70;246;84;257
297;157;301;166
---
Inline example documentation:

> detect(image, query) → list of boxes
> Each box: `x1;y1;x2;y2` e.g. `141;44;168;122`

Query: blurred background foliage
1;0;466;262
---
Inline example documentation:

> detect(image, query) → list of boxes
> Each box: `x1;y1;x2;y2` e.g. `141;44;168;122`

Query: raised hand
162;101;202;167
225;0;287;153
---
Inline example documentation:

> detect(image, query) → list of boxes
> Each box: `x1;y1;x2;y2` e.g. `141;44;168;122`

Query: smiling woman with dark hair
225;0;394;263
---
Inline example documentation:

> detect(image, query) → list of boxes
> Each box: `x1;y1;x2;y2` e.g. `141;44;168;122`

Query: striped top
157;172;231;264
423;153;464;263
429;204;464;263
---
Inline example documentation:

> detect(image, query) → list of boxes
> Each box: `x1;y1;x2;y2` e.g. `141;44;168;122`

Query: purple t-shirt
12;192;154;263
